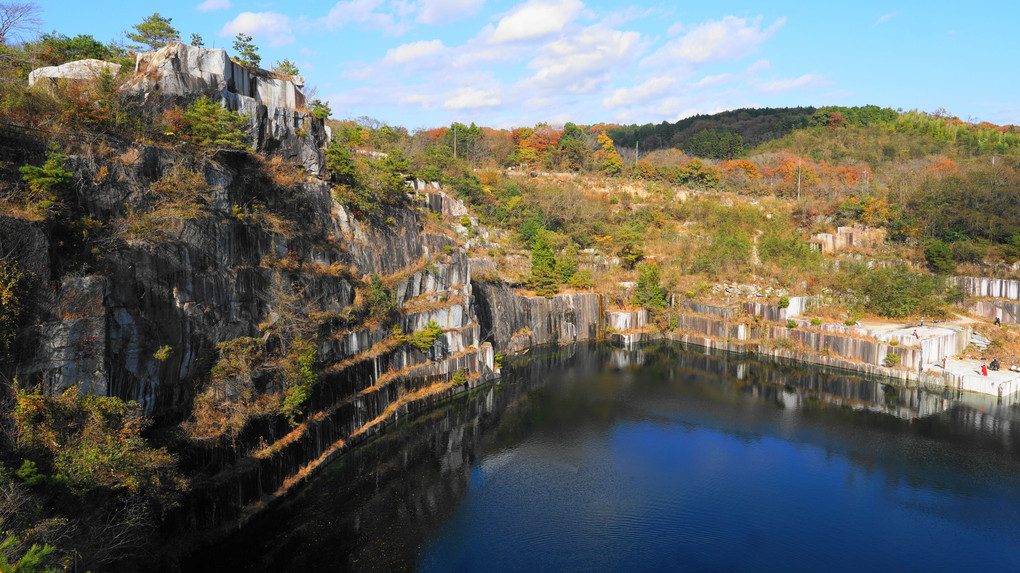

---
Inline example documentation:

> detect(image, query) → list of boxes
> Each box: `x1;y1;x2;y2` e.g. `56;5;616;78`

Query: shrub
786;319;797;329
281;338;317;424
924;240;954;274
180;97;249;151
20;150;72;206
409;320;444;352
152;345;172;361
11;385;184;501
884;353;901;367
0;259;29;361
364;274;395;318
634;262;666;311
810;317;822;325
778;295;790;309
860;266;944;319
309;99;331;120
890;340;899;346
452;369;467;385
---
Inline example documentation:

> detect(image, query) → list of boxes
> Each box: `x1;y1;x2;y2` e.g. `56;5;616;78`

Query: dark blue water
191;343;1020;572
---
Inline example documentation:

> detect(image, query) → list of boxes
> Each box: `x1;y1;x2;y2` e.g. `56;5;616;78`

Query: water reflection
187;342;1020;572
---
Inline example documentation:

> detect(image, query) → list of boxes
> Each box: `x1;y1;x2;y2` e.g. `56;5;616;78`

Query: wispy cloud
443;87;502;109
643;15;785;67
416;0;487;24
220;12;295;47
523;25;645;94
321;0;411;36
754;73;829;95
197;0;230;12
875;11;897;25
487;0;584;44
603;76;676;108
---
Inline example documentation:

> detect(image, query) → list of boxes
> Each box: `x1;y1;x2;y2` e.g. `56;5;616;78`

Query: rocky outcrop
123;43;304;109
27;59;122;88
119;43;327;175
809;225;886;254
955;276;1020;300
474;284;602;353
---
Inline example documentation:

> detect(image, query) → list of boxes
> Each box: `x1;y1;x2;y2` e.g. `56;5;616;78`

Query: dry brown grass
261;155;306;188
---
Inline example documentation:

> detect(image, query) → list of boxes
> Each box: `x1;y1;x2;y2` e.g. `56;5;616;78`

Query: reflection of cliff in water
187;341;1020;571
609;341;1020;457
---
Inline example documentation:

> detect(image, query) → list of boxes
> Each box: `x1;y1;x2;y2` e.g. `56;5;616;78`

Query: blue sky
34;0;1020;130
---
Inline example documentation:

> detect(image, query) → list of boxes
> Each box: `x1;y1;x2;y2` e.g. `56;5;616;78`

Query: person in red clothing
982;364;988;376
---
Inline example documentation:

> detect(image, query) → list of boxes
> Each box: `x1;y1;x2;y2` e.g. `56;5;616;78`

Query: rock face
123;43;303;109
809;225;886;254
27;59;122;87
119;43;327;175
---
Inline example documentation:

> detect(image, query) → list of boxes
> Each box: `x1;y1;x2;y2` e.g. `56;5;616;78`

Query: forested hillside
1;8;1020;571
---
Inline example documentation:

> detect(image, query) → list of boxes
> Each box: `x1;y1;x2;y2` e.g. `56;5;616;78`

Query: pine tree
530;232;559;298
126;13;178;51
232;33;261;69
634;262;666;310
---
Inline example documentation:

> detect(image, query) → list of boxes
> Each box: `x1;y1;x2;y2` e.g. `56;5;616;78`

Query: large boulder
28;59;122;87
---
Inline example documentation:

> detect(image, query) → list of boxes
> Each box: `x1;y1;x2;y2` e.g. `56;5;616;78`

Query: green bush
180;97;249;150
20;150;72;203
924;240;954;274
634;262;666;310
778;295;790;309
364;274;396;318
409;320;444;352
11;385;184;501
0;259;29;361
884;353;901;367
860;266;944;319
281;338;317;424
786;319;797;329
810;317;822;325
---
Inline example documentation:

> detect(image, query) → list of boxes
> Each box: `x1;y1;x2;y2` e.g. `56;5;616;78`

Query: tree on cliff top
232;33;261;69
126;13;178;52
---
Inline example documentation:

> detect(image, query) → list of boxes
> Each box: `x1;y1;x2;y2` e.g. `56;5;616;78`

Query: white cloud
755;73;829;95
416;0;486;24
400;94;436;107
443;87;501;109
197;0;230;11
687;73;732;88
524;25;645;94
876;11;897;25
488;0;584;44
603;76;675;108
322;0;410;35
300;48;321;56
645;15;784;67
220;12;295;47
382;40;449;64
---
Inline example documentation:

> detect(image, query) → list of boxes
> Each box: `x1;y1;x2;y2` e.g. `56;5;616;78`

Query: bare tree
0;2;42;45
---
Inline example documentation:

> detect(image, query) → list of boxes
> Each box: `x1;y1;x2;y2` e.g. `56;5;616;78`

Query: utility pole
635;140;639;164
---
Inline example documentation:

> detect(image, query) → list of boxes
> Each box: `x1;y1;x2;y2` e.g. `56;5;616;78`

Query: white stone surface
28;59;122;87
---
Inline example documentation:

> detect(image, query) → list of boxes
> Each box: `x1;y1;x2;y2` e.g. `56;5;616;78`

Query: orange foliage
927;157;958;175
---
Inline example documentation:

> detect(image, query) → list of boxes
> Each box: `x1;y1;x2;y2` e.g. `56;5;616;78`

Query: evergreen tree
190;33;204;47
272;58;299;76
634;262;666;310
126;13;178;51
530;232;559;298
232;33;260;68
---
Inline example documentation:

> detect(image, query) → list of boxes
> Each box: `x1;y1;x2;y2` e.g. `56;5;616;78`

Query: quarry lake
190;342;1020;572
